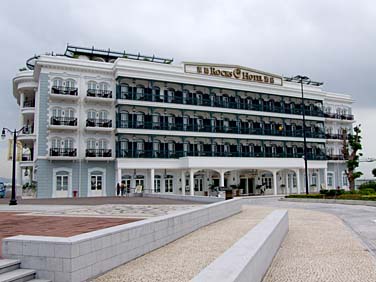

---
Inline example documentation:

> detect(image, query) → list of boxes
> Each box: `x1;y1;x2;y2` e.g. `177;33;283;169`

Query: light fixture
24;168;29;177
1;129;6;140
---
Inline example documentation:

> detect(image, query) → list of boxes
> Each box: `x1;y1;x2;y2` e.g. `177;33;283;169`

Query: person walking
116;183;121;197
120;181;125;197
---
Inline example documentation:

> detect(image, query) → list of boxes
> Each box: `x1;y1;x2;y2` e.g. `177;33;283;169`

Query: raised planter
281;197;376;207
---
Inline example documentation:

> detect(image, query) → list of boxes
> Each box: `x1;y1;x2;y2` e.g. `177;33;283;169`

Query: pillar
220;171;225;187
324;167;328;189
285;172;289;195
190;169;194;196
296;169;301;194
181;170;186;195
317;169;321;191
117;168;122;185
150;169;155;193
273;171;278;195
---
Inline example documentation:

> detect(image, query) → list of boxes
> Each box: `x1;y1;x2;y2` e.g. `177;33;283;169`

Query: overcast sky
0;0;375;178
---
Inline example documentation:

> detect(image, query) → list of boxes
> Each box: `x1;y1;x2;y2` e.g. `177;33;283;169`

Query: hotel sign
184;63;283;86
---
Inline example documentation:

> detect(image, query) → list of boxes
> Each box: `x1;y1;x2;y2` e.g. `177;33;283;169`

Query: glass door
90;174;103;197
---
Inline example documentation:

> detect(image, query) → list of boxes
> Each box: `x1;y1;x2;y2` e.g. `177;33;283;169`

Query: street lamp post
1;126;25;205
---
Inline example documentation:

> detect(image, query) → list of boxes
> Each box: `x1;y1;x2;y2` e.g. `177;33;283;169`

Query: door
90;174;103;197
55;174;69;198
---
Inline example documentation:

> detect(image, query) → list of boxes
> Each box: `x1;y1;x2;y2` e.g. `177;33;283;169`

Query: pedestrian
121;181;125;196
116;183;120;197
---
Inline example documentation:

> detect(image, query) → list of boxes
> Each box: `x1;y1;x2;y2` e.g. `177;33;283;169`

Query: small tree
342;125;363;190
372;168;376;178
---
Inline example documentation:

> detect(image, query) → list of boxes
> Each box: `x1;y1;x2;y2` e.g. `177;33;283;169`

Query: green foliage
359;181;376;192
358;188;375;195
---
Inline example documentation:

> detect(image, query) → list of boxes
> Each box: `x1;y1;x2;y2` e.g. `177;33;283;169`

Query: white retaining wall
144;193;225;203
2;199;242;282
192;209;289;282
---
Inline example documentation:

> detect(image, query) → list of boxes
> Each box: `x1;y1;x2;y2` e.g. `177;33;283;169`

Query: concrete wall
144;193;225;203
2;199;242;282
192;209;289;282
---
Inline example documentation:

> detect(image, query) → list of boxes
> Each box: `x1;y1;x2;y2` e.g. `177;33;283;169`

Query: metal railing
21;125;34;134
23;100;35;108
50;117;77;126
327;154;345;160
117;90;325;118
86;149;112;157
49;148;77;157
86;119;112;128
87;89;113;98
324;112;354;120
51;86;78;96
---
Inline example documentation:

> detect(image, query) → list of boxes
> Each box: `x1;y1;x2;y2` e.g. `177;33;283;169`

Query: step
0;260;20;275
0;269;35;282
28;280;51;282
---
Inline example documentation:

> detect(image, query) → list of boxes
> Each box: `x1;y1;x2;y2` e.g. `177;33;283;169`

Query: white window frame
87;167;106;197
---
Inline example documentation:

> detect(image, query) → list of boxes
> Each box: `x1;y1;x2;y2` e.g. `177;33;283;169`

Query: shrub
320;189;329;195
358;188;375;195
327;189;345;196
359;182;376;192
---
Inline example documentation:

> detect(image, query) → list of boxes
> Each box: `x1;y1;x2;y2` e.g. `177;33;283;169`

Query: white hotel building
12;45;354;198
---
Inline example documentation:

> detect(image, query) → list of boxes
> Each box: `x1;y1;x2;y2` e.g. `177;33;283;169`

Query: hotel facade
13;46;354;198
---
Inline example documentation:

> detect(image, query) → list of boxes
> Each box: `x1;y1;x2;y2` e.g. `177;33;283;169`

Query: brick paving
0;212;141;258
0;196;202;206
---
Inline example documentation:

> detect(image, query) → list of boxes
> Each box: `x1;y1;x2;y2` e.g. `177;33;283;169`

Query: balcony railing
327;154;345;160
324;112;354;121
49;148;77;157
21;125;34;135
50;117;77;126
86;149;112;158
21;153;33;161
116;120;326;139
326;133;349;140
117;90;325;118
116;149;326;160
86;119;112;128
51;86;78;96
87;89;113;98
23;100;35;108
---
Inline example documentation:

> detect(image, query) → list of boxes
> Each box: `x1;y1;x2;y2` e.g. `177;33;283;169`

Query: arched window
165;175;174;192
120;83;129;99
182;89;190;104
183;141;190;156
87;139;96;150
196;91;203;105
167;88;175;103
154;175;161;192
167;141;175;157
196;142;204;155
152;140;160;157
53;78;63;88
152;86;160;98
63;138;74;149
196;116;204;131
136;85;145;100
135;112;145;128
222;95;229;108
65;79;75;89
66;108;75;119
152;113;160;128
223;118;229;132
88;81;97;90
119;111;128;128
99;110;108;121
51;137;61;149
119;138;129;157
135;139;144;157
98;139;108;150
99;82;109;91
210;93;216;106
167;114;175;129
52;107;63;117
183;115;190;130
87;109;97;120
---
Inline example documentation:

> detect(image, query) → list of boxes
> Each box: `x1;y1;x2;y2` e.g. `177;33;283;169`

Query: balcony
50;86;79;101
324;112;354;121
23;100;35;108
116;148;326;160
85;119;113;132
86;149;112;158
49;117;78;129
117;89;324;118
327;154;345;161
49;148;77;157
325;133;349;140
116;119;325;139
18;125;36;141
87;89;112;98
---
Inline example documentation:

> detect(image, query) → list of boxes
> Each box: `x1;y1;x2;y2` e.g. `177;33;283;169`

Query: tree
372;168;376;178
342;125;363;190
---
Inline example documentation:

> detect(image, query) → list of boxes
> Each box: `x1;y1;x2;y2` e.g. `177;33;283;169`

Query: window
136;112;144;127
99;110;108;120
87;139;96;150
262;175;272;189
167;115;175;129
154;175;161;193
121;175;131;188
194;178;203;192
88;110;96;120
56;171;69;191
196;117;203;130
152;114;160;128
135;175;144;188
136;85;145;100
99;82;108;91
165;175;173;193
196;92;203;105
66;108;75;118
91;174;102;191
98;139;108;150
153;141;160;157
167;89;174;103
53;78;63;87
63;138;73;149
293;174;297;187
342;172;349;187
119;139;128;154
65;79;75;88
52;107;63;117
52;137;61;149
327;172;334;188
88;81;97;90
120;111;128;128
136;140;144;152
120;84;129;98
311;173;317;186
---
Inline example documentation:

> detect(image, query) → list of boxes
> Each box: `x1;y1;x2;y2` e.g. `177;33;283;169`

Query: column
181;170;186;195
317;169;321;191
190;169;194;196
296;169;301;194
117;168;122;185
220;171;225;187
150;169;155;193
324;167;328;189
285;172;289;195
273;170;278;195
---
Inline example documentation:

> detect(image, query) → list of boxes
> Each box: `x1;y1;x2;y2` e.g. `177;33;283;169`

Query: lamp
1;129;5;140
24;168;29;177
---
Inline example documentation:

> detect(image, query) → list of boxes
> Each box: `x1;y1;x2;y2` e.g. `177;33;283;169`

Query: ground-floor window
135;175;144;188
165;175;173;193
261;176;272;189
194;178;203;191
311;173;317;186
56;173;69;191
154;175;161;192
293;174;297;187
327;172;334;188
122;175;131;189
90;174;103;191
342;172;349;187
